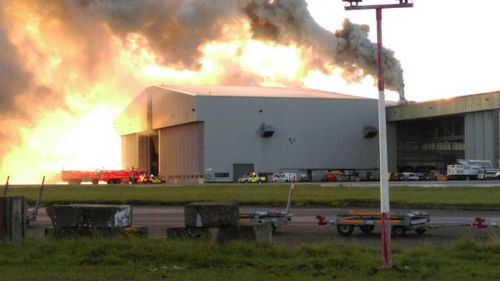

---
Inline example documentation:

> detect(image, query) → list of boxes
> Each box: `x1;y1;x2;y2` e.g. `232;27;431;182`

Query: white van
272;172;298;183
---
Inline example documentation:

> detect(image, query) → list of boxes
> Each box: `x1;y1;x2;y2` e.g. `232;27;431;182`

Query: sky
306;0;500;102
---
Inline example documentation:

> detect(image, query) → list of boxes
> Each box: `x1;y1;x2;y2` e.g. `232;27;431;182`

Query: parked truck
447;159;498;180
61;169;146;185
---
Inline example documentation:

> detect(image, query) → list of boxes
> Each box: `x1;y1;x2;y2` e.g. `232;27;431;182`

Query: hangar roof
155;85;369;100
116;85;377;136
387;90;500;121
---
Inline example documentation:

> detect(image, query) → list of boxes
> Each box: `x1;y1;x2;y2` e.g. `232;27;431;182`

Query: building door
158;122;204;184
150;134;159;176
233;164;254;182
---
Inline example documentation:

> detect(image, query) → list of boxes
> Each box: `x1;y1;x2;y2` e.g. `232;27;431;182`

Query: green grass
0;238;498;281
4;184;500;209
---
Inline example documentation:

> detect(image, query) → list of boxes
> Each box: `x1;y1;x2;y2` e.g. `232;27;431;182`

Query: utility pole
342;0;413;269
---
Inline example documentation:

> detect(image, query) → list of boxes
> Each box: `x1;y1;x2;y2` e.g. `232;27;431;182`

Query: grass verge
4;184;500;209
0;237;498;281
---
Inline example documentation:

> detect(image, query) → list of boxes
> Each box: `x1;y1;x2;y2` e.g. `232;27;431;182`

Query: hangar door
233;164;254;182
158;122;204;184
396;115;464;173
121;133;156;175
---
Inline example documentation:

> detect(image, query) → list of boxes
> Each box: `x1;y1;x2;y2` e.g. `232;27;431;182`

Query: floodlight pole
343;0;413;269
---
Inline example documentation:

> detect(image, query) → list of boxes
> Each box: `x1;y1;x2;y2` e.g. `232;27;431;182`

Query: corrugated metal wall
152;89;196;129
121;133;152;173
197;97;380;181
138;135;151;174
465;110;499;166
115;89;151;135
158;122;204;184
121;134;138;170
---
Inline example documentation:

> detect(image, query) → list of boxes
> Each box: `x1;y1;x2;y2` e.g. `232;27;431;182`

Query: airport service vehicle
317;210;430;236
239;182;295;232
399;172;420;181
322;172;337;182
138;174;166;184
61;169;145;185
316;210;498;237
272;172;298;183
447;159;498;180
322;171;356;182
237;173;266;183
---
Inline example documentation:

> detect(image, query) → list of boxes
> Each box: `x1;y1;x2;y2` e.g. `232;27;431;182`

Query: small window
215;172;229;178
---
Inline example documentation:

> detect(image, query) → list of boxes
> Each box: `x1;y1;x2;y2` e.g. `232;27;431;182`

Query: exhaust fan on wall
261;123;275;137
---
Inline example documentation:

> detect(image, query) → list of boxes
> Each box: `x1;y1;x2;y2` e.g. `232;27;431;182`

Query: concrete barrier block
166;227;212;240
184;202;239;227
211;224;273;244
45;205;80;227
45;226;148;239
46;204;132;228
207;227;239;243
166;224;272;244
238;223;273;243
45;227;122;238
166;227;189;239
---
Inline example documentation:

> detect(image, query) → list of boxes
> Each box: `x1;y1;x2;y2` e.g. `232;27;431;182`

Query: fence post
0;196;26;242
0;197;6;240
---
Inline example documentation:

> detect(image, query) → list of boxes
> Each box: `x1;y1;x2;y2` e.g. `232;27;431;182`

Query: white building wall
197;96;379;181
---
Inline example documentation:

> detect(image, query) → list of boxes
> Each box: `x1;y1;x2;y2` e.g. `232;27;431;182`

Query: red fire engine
61;169;145;185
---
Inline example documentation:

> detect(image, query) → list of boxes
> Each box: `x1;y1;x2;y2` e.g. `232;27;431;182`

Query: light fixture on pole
342;0;413;269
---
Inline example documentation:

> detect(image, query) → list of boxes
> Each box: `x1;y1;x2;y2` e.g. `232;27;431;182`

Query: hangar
115;85;382;183
386;90;500;174
116;85;500;183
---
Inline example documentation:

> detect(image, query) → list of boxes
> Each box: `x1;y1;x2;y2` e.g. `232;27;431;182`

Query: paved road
29;206;500;247
273;207;500;247
319;180;500;188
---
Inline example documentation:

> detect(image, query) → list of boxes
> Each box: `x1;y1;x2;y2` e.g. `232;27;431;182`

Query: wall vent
261;123;275;138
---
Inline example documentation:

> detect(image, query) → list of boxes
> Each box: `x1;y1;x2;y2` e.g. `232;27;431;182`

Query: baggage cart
239;182;295;233
319;210;430;236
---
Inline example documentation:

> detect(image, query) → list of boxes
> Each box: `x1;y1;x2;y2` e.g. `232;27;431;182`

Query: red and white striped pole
375;7;392;268
344;0;413;269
